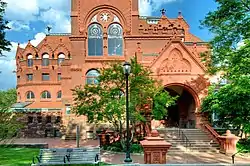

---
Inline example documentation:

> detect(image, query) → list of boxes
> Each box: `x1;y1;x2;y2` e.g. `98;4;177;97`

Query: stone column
219;130;240;154
140;130;172;164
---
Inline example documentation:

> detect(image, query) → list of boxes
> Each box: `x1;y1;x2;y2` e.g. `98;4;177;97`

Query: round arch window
41;91;51;99
86;69;100;85
27;54;33;67
108;23;123;56
58;53;65;65
42;54;50;66
88;24;103;56
26;91;35;99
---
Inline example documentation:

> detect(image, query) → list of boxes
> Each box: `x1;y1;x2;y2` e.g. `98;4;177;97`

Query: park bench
31;147;100;166
65;147;100;165
32;148;70;165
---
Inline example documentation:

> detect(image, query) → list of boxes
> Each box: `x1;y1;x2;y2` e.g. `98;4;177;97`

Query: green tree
201;0;250;74
73;57;176;147
0;1;11;56
0;89;22;143
0;88;17;109
201;77;250;137
200;0;250;134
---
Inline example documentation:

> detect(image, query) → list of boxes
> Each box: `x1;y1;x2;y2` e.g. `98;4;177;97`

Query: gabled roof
150;39;206;72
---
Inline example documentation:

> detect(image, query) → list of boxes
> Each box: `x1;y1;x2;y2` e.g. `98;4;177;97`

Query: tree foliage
73;57;177;133
0;88;17;109
0;1;11;56
201;0;250;74
201;77;250;134
0;89;22;143
200;0;250;135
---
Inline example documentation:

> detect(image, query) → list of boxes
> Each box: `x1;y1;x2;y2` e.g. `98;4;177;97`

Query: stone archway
164;84;199;128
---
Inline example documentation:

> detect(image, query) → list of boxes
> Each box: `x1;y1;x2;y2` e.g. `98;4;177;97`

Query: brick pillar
140;130;172;164
219;130;239;154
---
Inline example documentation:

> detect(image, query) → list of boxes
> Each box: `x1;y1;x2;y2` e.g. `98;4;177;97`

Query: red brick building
14;0;210;138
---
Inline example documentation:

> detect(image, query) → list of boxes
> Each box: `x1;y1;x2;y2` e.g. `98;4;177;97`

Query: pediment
150;40;206;75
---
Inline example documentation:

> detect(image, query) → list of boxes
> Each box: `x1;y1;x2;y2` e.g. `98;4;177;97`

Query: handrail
176;123;192;151
108;123;144;144
204;124;220;143
232;148;249;164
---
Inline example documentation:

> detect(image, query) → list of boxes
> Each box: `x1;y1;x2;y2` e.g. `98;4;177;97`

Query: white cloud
4;0;71;33
4;0;39;22
39;8;71;33
0;32;45;90
30;33;46;46
7;21;30;31
139;0;180;16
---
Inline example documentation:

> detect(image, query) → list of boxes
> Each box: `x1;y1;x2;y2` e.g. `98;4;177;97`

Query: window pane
58;73;61;81
27;74;33;81
57;91;62;98
27;91;35;99
42;59;49;66
47;92;51;98
41;91;51;99
95;39;103;56
27;59;33;67
58;58;64;65
86;70;100;85
108;24;123;56
88;24;103;56
42;74;50;81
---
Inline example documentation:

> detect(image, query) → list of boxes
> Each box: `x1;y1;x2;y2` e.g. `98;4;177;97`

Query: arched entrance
165;84;198;128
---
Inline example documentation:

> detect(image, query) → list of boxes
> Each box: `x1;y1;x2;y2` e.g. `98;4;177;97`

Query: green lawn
0;148;40;166
0;148;109;166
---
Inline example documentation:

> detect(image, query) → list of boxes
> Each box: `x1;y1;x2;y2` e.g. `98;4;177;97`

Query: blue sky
0;0;218;90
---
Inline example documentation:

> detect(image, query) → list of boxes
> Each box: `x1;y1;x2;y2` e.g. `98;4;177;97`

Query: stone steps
157;128;220;153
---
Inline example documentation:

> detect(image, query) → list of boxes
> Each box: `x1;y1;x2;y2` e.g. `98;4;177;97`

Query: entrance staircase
158;128;220;154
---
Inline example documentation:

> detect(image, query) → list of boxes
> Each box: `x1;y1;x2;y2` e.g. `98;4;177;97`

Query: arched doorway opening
164;85;197;128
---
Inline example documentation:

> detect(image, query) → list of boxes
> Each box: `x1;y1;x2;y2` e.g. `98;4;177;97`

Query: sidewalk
10;138;250;164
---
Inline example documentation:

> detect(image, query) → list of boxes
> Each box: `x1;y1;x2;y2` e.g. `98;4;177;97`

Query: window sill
26;99;35;102
85;56;125;61
40;99;52;102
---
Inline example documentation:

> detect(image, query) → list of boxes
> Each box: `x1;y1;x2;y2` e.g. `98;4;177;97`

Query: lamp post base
124;157;132;163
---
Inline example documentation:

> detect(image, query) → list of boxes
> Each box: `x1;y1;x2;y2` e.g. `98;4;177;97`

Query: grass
0;147;40;166
0;147;109;166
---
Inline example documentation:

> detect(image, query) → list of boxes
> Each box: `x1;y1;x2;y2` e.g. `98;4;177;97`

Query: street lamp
123;62;132;163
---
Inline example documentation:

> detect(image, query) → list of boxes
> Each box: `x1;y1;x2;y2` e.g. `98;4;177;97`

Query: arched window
88;24;103;56
108;24;123;56
86;69;100;85
57;91;62;99
42;54;49;66
58;53;65;65
26;91;35;99
27;54;33;67
41;91;51;99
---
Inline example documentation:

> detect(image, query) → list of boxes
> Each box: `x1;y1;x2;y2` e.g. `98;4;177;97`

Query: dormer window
58;53;65;65
42;54;49;66
27;54;33;67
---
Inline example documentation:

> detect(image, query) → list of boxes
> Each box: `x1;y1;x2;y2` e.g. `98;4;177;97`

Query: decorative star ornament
100;13;110;22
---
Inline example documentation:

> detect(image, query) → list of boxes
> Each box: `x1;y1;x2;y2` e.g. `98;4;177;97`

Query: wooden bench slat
32;147;100;166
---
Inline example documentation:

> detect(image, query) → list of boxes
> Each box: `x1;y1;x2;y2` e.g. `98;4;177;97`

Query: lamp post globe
123;62;132;163
123;62;131;75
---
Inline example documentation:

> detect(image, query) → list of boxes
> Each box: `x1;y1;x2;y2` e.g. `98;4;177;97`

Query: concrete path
9;138;250;165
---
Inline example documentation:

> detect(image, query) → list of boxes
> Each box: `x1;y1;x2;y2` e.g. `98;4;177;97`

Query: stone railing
203;123;221;144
